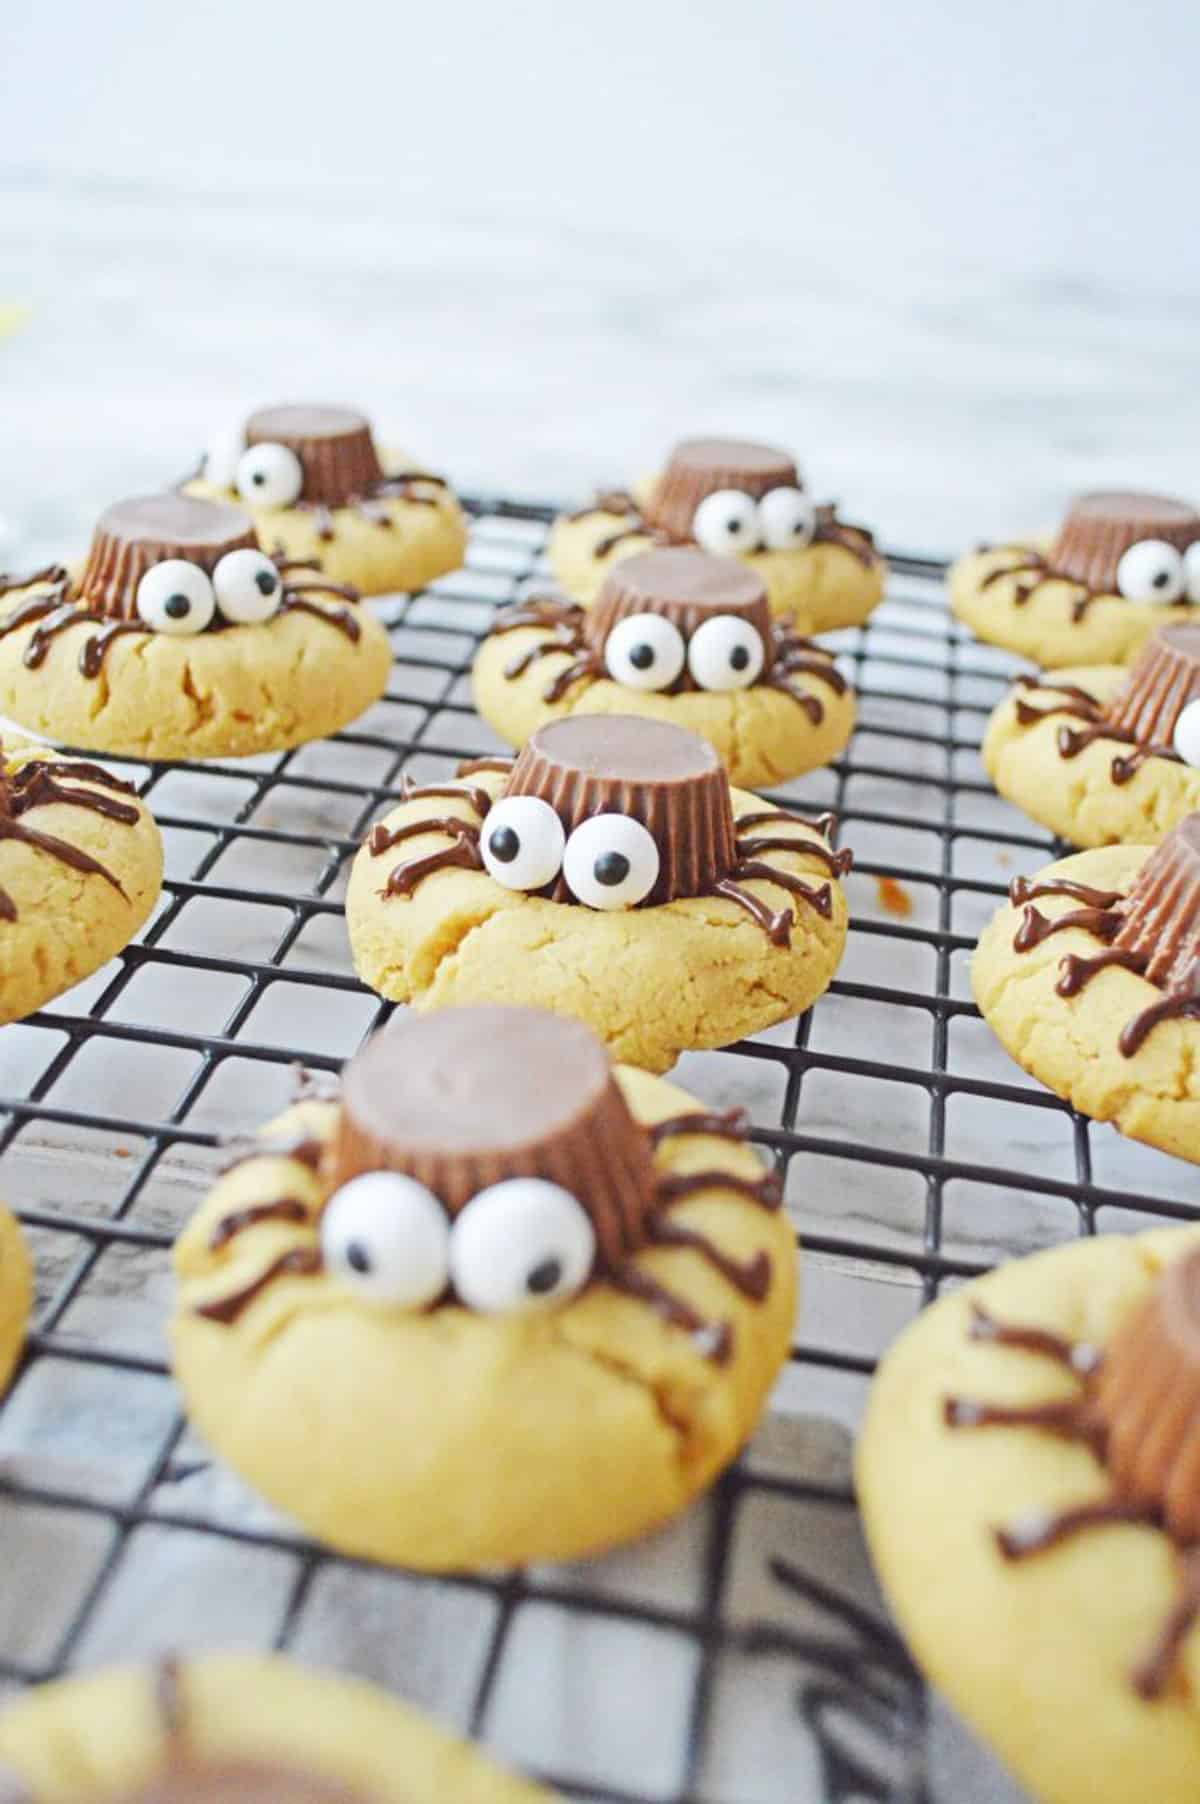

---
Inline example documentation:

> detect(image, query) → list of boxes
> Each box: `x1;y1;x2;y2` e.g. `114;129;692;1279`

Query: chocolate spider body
194;1007;784;1365
368;715;850;947
0;495;363;675
979;491;1200;622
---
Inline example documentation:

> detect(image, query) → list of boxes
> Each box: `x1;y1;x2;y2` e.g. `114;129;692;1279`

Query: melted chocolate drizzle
209;1197;310;1252
945;1298;1200;1699
656;1167;783;1211
649;1107;748;1145
608;1262;734;1364
569;491;878;570
194;1246;322;1324
1009;674;1185;784
979;550;1112;622
219;1132;325;1177
647;1218;771;1299
274;468;448;541
0;757;143;919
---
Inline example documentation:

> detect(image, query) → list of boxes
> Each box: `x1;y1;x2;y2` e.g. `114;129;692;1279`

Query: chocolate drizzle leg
0;755;147;917
982;495;1200;622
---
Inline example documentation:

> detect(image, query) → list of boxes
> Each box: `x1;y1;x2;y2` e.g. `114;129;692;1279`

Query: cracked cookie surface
983;665;1200;847
471;622;856;788
0;577;392;760
0;1204;31;1399
0;1651;551;1800
951;544;1198;668
170;1071;798;1570
345;768;848;1074
0;743;163;1024
858;1227;1200;1804
973;843;1200;1162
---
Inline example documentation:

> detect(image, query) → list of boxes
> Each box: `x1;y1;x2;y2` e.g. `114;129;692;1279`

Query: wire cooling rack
0;497;1195;1804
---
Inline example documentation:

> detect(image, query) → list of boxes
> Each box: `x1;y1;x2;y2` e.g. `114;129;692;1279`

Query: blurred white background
3;0;1199;551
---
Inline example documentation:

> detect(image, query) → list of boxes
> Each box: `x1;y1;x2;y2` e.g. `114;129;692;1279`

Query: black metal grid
0;498;1194;1803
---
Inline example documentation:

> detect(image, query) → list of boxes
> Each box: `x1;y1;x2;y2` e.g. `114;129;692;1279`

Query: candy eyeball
449;1178;596;1313
686;614;766;692
758;486;816;551
135;560;217;636
562;813;660;910
604;612;686;692
1184;542;1200;605
1173;698;1200;768
235;442;304;510
320;1172;450;1308
203;427;246;491
1115;539;1186;604
213;548;283;625
692;490;762;556
480;796;565;891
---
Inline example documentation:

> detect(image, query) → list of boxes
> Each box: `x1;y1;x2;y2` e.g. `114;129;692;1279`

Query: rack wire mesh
0;497;1195;1803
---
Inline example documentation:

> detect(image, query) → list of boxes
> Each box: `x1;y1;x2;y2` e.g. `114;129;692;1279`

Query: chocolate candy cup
1106;622;1200;744
644;437;800;541
1093;1247;1200;1542
245;405;384;507
111;1761;373;1803
78;495;258;621
585;547;772;679
330;1005;658;1265
1050;491;1200;593
1111;813;1200;991
505;714;738;906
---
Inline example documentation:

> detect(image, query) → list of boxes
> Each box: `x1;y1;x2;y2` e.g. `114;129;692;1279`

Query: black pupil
489;825;520;863
594;851;630;887
256;570;279;595
1153;569;1170;588
164;594;191;619
727;517;742;534
629;642;656;670
527;1257;562;1295
730;644;751;670
346;1241;371;1274
252;470;267;486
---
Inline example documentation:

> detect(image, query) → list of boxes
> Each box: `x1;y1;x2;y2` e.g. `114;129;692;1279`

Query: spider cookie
171;1007;798;1569
0;495;392;759
0;1650;550;1800
189;403;467;595
346;715;851;1073
0;742;162;1024
858;1226;1200;1804
983;625;1200;846
951;490;1200;668
0;1204;31;1399
974;817;1200;1162
549;436;884;633
472;548;856;787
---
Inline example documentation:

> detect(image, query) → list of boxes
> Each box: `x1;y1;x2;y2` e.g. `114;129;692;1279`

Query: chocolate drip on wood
608;1262;733;1364
194;1246;322;1324
209;1197;310;1251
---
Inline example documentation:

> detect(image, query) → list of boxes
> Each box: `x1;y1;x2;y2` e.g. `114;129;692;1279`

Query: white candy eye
604;613;686;691
449;1179;596;1314
236;441;304;509
1116;539;1185;603
692;490;762;556
686;614;766;691
135;560;216;636
202;428;245;491
758;486;816;551
213;548;284;624
563;814;660;910
320;1172;450;1308
1184;543;1200;604
480;796;565;891
1173;698;1200;767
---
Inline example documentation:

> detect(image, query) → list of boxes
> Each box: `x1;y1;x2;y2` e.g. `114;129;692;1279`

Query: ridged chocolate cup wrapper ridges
1106;623;1200;744
585;547;773;680
78;495;258;621
245;404;385;508
1049;491;1200;592
1112;813;1200;991
504;714;738;906
330;1005;659;1265
643;437;800;541
1093;1247;1200;1543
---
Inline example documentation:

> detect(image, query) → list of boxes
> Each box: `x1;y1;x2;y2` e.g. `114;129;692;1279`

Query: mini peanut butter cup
78;495;259;620
111;1762;373;1803
644;437;800;540
505;715;738;905
330;1005;658;1263
585;547;772;655
245;405;384;506
1111;814;1200;990
1093;1248;1200;1542
1050;491;1200;592
1106;623;1200;744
